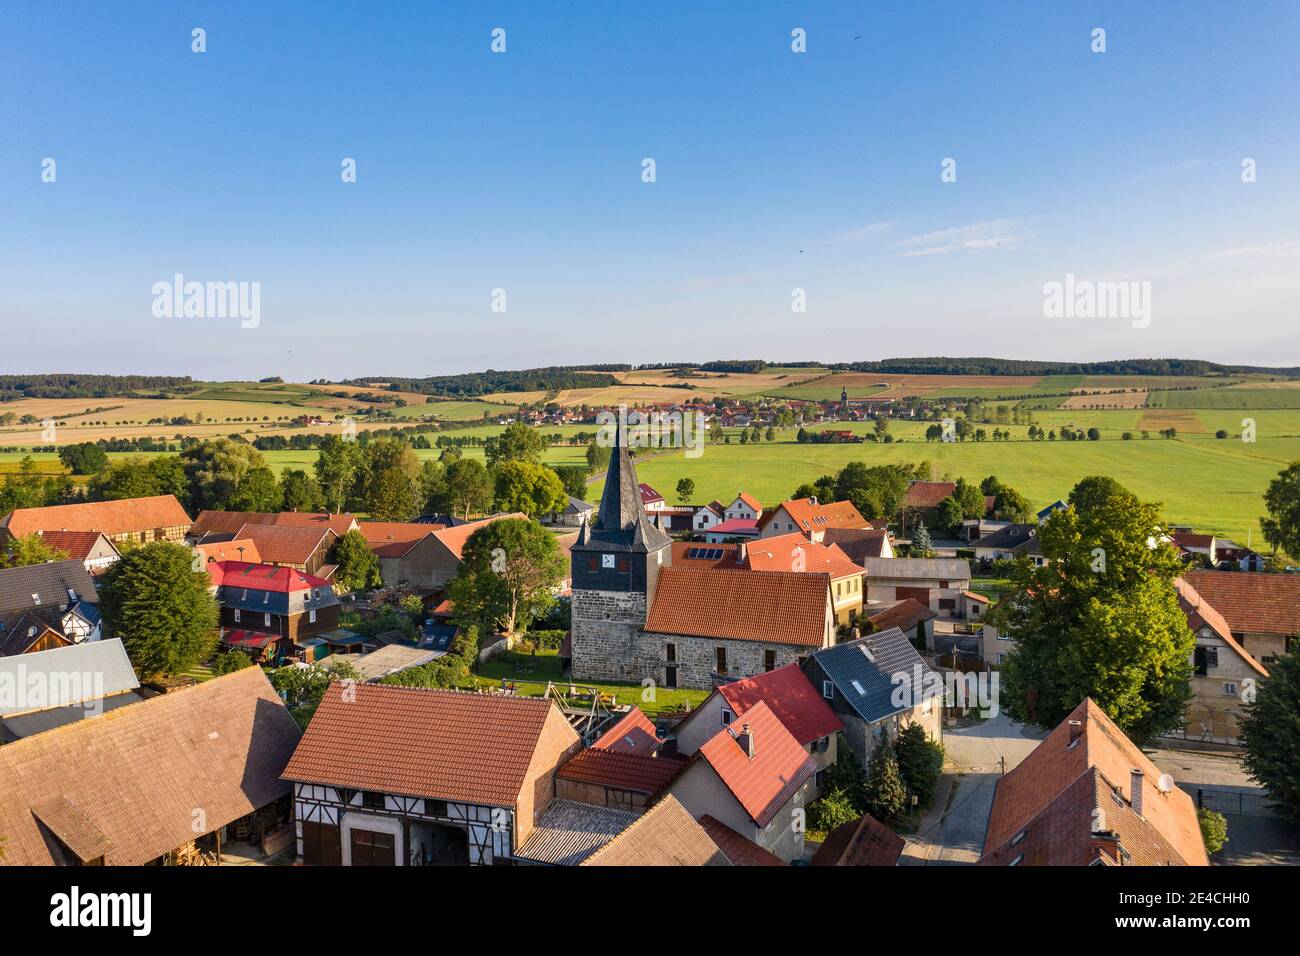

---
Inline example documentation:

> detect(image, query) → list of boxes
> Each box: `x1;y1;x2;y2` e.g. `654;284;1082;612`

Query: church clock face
601;554;615;569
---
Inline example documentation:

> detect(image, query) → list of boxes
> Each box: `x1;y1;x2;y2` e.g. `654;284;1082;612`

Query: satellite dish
1156;774;1175;794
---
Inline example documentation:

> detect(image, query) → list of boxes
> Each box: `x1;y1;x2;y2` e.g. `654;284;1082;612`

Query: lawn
471;649;707;717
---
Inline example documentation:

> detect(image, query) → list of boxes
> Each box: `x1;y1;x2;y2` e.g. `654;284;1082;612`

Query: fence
1195;786;1275;818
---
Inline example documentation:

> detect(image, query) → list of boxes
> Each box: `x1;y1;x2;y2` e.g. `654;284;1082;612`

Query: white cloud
894;218;1028;256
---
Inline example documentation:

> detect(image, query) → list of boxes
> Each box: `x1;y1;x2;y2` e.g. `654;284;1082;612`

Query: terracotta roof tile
1183;569;1300;638
282;684;577;807
699;815;785;866
980;698;1208;866
191;510;357;539
1175;577;1268;678
355;521;437;557
193;537;262;565
765;498;869;535
903;481;957;509
234;523;336;566
866;598;938;634
432;513;529;560
0;667;300;866
697;700;816;827
592;708;660;755
1;495;191;537
811;813;904;866
646;567;830;647
558;748;683;796
670;541;743;568
715;664;843;746
734;492;763;513
820;527;891;562
25;530;116;562
744;532;864;580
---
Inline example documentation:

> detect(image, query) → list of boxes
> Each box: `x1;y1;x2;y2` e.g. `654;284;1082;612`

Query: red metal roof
639;483;665;505
207;560;331;593
708;518;760;535
716;664;843;746
697;700;816;827
221;629;279;649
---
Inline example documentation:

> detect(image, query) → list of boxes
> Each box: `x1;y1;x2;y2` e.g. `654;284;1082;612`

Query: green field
1148;388;1300;409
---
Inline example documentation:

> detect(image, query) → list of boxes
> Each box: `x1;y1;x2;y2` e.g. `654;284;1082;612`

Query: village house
1171;531;1219;567
692;500;727;533
555;711;684;811
640;482;666;511
865;598;937;648
0;494;192;547
0;559;101;656
859;556;972;616
703;518;761;543
232;523;339;578
741;533;864;628
22;530;120;573
1182;569;1300;667
723;492;763;522
543;495;595;528
671;664;843;799
811;812;904;866
697;815;786;865
360;513;528;589
801;628;944;767
0;638;141;743
0;666;301;865
973;523;1046;566
1174;577;1270;744
759;497;871;542
570;427;837;691
282;684;582;865
208;561;341;663
821;526;895;561
666;700;816;862
980;699;1208;866
189;509;359;542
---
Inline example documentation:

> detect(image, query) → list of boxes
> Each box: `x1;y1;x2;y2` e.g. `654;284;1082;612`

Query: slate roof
1183;569;1300;638
0;666;301;865
0;637;139;717
980;698;1209;866
577;422;672;554
515;799;640;865
859;557;971;582
1;495;191;537
581;795;727;866
699;815;785;866
715;663;843;746
809;628;942;723
645;567;830;647
974;523;1042;554
811;813;904;866
282;684;578;807
0;559;98;617
696;700;816;828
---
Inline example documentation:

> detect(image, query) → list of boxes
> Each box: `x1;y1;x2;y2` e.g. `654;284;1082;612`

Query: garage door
350;828;396;866
897;587;931;605
302;822;341;866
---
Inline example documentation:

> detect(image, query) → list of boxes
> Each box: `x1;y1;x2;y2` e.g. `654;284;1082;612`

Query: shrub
213;650;253;675
894;723;944;809
1198;807;1228;855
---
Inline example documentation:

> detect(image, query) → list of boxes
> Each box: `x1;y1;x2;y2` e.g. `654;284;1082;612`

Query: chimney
1130;769;1144;818
850;626;861;642
738;541;747;564
736;723;756;759
1067;719;1083;747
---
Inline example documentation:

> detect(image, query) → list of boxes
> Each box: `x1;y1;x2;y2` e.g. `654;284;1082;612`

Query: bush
1198;807;1228;855
808;788;860;833
213;650;253;675
527;629;566;651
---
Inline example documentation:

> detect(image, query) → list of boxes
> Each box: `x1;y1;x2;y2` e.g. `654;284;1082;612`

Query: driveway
901;712;1045;865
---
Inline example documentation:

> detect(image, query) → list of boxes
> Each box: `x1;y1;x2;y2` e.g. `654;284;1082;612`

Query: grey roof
810;628;943;723
577;421;671;554
0;559;98;617
860;557;970;581
514;798;641;865
0;638;140;717
2;690;143;742
325;644;439;682
565;496;594;514
1036;500;1067;520
973;523;1042;554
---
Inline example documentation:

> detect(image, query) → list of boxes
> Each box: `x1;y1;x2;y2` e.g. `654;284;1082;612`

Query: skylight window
850;679;867;695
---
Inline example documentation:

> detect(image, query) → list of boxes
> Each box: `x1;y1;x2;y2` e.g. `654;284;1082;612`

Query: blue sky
2;1;1297;379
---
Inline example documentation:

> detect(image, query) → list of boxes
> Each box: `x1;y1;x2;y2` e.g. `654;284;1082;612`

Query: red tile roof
355;521;437;557
193;537;262;565
866;598;938;634
1;495;191;537
699;815;785;866
592;708;660;755
207;560;332;593
697;700;817;827
283;684;577;807
811;813;904;866
765;498;869;535
980;698;1208;866
744;532;863;580
29;530;116;562
192;510;357;539
1172;531;1215;549
1183;570;1300;638
734;492;763;513
646;567;830;647
235;523;336;566
670;541;742;568
431;513;529;560
903;481;956;509
1174;577;1267;678
715;664;843;746
558;748;683;796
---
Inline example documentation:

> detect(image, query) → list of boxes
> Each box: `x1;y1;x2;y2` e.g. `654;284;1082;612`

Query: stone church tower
569;422;672;683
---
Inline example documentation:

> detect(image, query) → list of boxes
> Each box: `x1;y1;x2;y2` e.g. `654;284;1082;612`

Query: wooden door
302;822;342;866
350;828;396;866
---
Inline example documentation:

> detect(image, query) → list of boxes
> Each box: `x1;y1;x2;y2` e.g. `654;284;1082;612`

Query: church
570;426;838;691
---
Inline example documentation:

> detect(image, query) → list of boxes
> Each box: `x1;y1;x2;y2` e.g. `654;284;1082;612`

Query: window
1011;829;1026;846
1009;854;1024;866
361;791;386;810
1194;645;1218;676
1222;682;1238;697
233;609;241;622
764;649;776;672
715;647;727;674
850;679;867;695
665;642;676;662
616;556;630;573
264;612;272;627
309;608;317;623
815;768;828;788
424;799;448;817
822;680;834;700
721;708;733;727
587;556;599;572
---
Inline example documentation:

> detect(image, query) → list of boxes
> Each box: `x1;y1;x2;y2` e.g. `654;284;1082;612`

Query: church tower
569;422;672;682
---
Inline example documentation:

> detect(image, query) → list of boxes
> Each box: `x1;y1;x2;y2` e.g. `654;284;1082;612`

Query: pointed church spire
596;416;642;533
